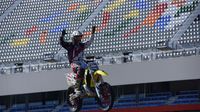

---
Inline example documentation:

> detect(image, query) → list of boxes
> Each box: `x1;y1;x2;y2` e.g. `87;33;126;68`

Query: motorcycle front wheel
96;82;114;111
66;86;82;112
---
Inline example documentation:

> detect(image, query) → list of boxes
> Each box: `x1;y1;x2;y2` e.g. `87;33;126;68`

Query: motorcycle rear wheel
66;86;82;112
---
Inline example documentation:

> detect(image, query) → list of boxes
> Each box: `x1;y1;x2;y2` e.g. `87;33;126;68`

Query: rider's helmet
71;31;83;44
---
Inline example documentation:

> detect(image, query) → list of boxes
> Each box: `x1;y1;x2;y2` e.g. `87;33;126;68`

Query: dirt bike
66;57;114;112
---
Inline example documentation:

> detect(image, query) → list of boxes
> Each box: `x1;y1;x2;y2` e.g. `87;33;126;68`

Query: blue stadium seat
172;90;200;105
0;105;6;112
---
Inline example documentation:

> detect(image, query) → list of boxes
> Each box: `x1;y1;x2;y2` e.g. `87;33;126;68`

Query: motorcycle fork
90;72;103;98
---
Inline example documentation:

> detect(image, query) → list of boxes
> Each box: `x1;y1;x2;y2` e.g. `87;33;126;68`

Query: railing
0;47;200;75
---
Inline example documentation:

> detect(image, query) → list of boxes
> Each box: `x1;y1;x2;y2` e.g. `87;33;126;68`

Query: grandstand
0;0;200;112
0;82;200;112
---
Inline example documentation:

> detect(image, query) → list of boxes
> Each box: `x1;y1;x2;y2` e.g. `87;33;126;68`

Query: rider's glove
92;26;96;34
62;29;66;36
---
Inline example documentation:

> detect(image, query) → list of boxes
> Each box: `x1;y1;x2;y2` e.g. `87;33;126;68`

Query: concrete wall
0;56;200;96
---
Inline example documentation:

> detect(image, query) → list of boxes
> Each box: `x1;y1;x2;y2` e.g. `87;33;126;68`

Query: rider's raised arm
84;33;94;48
84;26;96;48
60;29;71;50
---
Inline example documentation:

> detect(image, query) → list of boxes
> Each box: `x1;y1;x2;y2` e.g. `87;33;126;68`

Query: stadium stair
168;1;200;49
158;1;200;50
0;0;23;23
78;0;110;32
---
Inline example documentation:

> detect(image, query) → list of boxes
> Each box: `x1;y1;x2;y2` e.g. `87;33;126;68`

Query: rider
60;26;96;97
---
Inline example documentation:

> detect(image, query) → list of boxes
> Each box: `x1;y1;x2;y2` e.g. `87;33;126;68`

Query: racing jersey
60;34;94;64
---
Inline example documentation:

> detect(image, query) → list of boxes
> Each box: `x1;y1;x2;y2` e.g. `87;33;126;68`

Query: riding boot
74;68;85;98
74;79;83;98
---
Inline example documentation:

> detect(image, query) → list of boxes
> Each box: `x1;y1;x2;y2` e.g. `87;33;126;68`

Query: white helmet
71;31;83;38
71;30;83;44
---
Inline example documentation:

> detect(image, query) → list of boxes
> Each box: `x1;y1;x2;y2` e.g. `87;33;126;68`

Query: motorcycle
66;57;114;112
